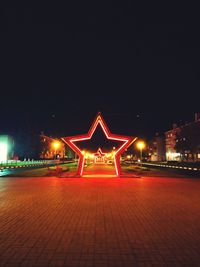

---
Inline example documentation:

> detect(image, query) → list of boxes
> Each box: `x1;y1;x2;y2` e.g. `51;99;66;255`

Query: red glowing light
94;148;106;157
62;112;137;176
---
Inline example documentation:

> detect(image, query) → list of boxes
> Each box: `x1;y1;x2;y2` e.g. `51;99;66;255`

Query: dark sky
0;5;199;141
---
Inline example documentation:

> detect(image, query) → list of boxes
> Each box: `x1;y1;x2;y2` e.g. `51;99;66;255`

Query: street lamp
136;141;145;166
52;141;60;159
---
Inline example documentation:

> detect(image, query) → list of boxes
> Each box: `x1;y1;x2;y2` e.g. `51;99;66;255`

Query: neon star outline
94;148;106;157
62;112;137;176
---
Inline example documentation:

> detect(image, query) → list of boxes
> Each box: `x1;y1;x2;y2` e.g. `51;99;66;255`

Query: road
0;165;45;177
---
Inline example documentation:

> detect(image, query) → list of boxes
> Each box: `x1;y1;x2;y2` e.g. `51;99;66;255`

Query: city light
136;141;145;150
52;141;61;159
166;152;181;161
52;141;60;150
0;142;8;162
136;140;146;164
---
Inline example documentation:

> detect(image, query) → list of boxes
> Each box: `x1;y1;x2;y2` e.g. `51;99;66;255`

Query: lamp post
52;141;61;175
136;141;145;166
52;141;60;160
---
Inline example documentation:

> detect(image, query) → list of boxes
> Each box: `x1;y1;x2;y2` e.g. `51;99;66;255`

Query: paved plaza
0;173;200;266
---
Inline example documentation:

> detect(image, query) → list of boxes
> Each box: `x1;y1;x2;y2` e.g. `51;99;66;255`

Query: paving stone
0;176;200;267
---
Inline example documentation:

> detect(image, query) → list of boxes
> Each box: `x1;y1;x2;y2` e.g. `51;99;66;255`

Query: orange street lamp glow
52;141;60;149
136;141;146;165
52;141;61;159
136;141;145;150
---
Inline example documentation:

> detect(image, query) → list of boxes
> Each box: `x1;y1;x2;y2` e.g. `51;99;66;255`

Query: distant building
148;133;166;162
165;124;181;161
165;113;200;162
0;135;14;162
39;134;75;160
40;134;65;159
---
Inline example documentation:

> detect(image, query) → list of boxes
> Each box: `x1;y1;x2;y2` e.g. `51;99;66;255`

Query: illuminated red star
62;112;137;176
94;148;106;157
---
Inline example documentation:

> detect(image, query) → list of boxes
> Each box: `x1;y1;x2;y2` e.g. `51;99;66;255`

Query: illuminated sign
62;112;137;176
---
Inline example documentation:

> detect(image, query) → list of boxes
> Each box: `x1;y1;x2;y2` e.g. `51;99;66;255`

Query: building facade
40;134;65;159
165;124;181;161
39;134;75;160
165;113;200;162
148;133;166;162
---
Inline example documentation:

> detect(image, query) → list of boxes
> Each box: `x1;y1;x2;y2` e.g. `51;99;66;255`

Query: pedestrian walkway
83;163;116;177
0;176;200;266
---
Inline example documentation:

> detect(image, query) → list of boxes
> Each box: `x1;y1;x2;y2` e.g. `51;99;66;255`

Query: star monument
62;112;137;176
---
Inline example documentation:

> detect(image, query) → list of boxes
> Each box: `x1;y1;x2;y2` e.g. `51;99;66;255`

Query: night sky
0;6;199;142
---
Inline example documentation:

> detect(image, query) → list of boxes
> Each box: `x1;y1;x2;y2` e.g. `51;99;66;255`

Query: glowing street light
136;141;145;165
52;141;60;159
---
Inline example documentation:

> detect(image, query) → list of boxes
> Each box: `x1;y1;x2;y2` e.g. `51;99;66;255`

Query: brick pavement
0;176;200;267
